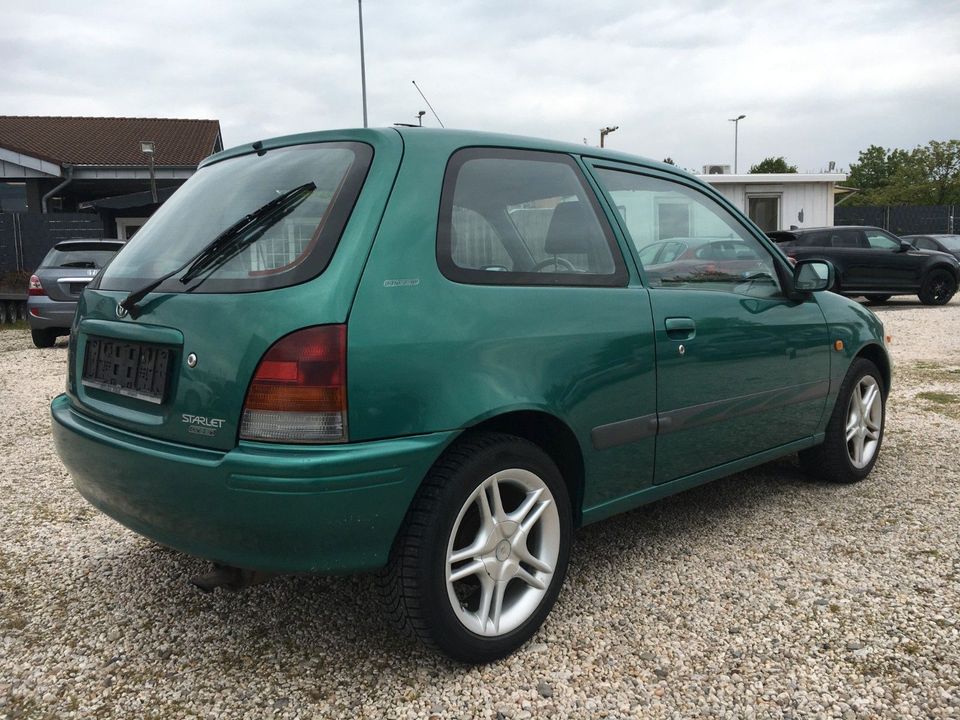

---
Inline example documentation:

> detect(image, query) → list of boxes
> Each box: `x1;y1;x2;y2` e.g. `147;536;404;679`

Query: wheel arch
854;342;891;396
925;262;960;282
467;410;586;527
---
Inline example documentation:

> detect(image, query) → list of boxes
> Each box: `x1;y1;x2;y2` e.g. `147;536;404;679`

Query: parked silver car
27;240;124;347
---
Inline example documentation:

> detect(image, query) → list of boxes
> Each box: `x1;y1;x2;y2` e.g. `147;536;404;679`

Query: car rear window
98;142;372;293
42;245;121;269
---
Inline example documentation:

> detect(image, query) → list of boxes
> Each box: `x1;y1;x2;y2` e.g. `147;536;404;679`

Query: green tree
846;145;910;198
846;140;960;205
911;140;960;204
749;156;798;173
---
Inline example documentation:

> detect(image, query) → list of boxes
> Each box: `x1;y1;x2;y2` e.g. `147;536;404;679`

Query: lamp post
140;141;158;204
600;125;619;148
417;110;426;126
728;114;745;173
358;0;368;128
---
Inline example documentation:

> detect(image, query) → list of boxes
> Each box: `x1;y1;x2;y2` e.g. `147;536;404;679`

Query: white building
702;173;848;233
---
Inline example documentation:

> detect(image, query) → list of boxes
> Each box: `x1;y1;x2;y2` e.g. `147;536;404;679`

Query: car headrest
544;201;600;255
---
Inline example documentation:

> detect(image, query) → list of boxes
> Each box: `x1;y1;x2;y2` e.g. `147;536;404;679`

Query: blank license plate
81;337;171;404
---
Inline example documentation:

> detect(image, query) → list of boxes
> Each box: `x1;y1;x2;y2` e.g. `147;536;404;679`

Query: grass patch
0;320;29;332
917;391;960;405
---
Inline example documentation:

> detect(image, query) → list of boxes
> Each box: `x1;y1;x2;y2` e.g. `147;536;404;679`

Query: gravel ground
1;297;959;719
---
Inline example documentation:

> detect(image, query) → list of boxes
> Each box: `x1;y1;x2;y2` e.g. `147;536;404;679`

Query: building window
747;195;780;233
116;217;149;240
0;182;28;212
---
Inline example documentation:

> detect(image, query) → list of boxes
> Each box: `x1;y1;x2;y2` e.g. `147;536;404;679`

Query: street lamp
417;110;426;126
600;125;619;148
728;114;745;173
140;140;158;204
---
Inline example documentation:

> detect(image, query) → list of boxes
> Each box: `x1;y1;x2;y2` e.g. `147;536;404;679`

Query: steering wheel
533;257;578;272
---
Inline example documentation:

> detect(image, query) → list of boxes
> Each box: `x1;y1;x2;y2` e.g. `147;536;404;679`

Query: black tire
799;358;885;483
379;432;572;664
31;328;57;348
864;295;891;305
918;269;957;305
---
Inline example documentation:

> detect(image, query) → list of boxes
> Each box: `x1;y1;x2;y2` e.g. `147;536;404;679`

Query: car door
588;162;831;484
862;228;927;289
822;228;873;292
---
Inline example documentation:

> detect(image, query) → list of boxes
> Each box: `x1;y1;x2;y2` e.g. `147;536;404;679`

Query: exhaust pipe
190;564;273;592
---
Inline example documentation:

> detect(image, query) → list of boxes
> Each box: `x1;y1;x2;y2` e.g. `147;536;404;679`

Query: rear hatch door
66;130;403;452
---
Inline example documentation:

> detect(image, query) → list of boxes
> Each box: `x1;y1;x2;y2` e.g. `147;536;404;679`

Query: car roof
770;226;883;235
201;126;683;178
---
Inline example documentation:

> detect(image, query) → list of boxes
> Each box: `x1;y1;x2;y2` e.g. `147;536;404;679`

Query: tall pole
358;0;368;128
729;114;745;173
734;122;738;173
148;152;158;204
600;125;618;148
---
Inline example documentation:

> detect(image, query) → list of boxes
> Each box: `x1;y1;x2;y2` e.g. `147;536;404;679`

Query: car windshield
938;235;960;250
98;142;372;293
42;246;119;269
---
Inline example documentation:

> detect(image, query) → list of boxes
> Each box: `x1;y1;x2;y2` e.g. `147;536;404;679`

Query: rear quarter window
437;148;627;287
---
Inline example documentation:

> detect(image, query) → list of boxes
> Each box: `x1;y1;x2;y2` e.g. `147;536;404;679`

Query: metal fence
0;212;103;273
835;205;957;236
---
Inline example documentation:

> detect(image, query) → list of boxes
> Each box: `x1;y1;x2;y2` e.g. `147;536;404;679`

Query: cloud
3;0;959;172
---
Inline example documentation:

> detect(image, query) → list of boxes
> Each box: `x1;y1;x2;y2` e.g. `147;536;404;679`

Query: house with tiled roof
0;116;222;241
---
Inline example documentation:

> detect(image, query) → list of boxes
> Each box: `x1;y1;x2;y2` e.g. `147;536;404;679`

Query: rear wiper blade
179;181;316;286
119;182;315;318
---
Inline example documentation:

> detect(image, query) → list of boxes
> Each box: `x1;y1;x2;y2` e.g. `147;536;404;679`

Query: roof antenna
412;80;444;128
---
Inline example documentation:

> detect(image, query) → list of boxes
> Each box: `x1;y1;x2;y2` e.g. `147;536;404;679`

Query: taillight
239;325;347;443
28;274;45;296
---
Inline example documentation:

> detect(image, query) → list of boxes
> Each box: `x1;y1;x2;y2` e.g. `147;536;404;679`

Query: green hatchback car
52;128;890;663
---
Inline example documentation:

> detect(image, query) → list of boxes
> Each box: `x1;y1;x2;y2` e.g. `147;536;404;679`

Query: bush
0;270;30;294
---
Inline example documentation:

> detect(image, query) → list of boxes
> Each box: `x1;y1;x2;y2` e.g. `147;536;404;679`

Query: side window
831;231;862;248
913;237;935;250
437;148;627;286
450;207;513;270
593;167;781;296
865;230;901;250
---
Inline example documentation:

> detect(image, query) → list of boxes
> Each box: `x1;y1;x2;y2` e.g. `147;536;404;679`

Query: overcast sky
6;1;960;173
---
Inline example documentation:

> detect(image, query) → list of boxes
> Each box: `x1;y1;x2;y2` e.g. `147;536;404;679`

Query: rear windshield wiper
119;182;316;318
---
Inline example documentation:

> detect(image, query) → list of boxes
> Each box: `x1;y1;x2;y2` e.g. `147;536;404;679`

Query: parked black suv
768;226;959;305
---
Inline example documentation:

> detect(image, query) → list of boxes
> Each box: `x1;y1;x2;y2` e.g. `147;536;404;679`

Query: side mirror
898;241;913;253
793;259;835;292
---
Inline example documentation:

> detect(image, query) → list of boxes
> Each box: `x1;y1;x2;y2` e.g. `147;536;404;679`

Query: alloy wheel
845;376;882;469
445;469;560;637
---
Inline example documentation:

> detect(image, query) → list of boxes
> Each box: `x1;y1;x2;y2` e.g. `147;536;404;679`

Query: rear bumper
51;394;455;573
27;296;77;329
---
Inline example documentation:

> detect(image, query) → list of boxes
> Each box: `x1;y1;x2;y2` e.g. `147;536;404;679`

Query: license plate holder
81;337;171;404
